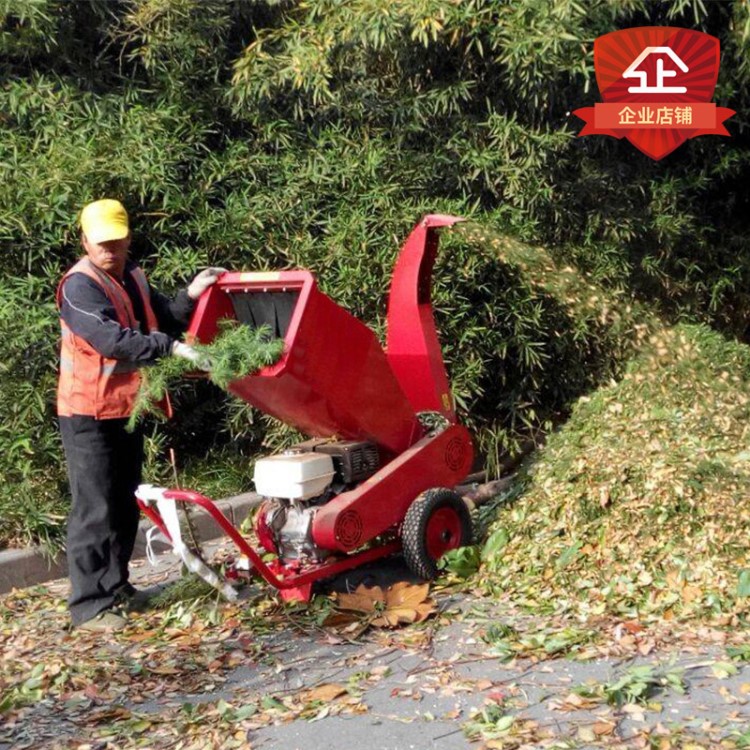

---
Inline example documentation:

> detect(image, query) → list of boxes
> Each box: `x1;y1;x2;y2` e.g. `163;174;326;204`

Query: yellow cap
80;199;129;244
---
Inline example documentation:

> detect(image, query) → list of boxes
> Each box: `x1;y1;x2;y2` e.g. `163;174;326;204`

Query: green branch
127;321;285;432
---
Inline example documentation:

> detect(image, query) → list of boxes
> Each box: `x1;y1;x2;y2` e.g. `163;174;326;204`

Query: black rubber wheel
402;487;472;580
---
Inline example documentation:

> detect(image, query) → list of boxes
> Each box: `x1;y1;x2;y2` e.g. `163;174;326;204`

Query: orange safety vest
57;257;171;419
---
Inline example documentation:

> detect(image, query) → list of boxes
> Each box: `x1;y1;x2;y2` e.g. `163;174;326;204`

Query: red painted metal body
188;271;422;455
144;214;472;598
312;424;473;552
137;491;401;598
386;214;465;422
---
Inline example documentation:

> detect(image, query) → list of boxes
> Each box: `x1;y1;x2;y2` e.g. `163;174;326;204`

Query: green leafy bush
1;0;749;550
0;274;67;549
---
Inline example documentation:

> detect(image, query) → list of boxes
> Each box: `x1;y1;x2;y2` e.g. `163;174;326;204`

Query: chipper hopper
136;215;474;601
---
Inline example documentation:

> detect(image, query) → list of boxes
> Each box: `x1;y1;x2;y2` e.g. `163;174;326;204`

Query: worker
57;198;224;632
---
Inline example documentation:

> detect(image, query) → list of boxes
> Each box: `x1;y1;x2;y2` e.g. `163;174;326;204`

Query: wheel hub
425;507;462;560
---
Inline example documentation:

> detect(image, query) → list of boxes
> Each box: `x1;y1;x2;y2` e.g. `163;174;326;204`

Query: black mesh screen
228;291;299;338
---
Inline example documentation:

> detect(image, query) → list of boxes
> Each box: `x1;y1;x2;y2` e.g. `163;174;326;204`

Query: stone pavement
3;540;750;749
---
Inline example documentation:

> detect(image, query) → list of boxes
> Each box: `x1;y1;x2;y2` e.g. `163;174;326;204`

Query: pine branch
127;321;284;431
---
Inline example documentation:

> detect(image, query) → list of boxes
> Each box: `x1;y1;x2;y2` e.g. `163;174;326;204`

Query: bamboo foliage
0;0;748;550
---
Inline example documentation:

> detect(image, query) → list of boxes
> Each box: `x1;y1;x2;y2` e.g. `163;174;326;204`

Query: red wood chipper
136;214;474;602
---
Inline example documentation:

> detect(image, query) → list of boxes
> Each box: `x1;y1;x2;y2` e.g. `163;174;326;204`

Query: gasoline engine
253;440;380;563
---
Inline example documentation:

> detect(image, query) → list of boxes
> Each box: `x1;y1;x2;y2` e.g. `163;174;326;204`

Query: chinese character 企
618;106;636;125
623;47;689;95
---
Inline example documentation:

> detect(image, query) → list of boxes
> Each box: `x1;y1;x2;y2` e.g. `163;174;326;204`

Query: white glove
187;267;227;300
171;341;211;371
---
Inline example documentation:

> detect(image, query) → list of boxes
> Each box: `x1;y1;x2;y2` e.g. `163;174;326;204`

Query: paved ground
3;541;750;749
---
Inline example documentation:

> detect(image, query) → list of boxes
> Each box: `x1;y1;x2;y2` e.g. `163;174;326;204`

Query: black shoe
116;583;159;612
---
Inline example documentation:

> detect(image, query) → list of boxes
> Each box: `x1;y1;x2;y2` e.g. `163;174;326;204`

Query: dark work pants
59;416;144;626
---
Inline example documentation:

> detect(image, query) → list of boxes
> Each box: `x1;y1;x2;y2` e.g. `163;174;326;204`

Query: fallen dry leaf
593;721;616;736
306;683;348;703
578;726;597;743
334;586;386;614
324;582;436;632
385;581;430;608
548;692;599;711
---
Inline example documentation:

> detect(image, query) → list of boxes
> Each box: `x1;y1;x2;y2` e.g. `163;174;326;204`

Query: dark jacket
58;260;194;363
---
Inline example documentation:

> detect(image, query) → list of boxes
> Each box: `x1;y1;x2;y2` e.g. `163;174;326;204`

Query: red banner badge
574;27;735;160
